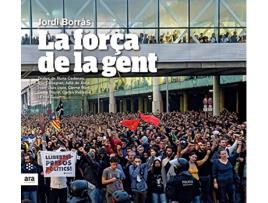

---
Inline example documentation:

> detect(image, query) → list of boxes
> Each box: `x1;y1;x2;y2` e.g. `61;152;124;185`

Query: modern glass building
21;0;246;44
21;0;246;120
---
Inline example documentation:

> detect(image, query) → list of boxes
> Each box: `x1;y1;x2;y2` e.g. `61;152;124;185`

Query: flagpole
165;76;169;113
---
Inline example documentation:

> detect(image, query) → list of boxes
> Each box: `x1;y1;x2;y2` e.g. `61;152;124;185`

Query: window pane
189;28;218;43
21;0;30;28
160;0;188;27
190;0;218;27
65;0;95;28
129;0;157;28
97;0;127;28
129;29;157;44
219;28;246;43
220;0;246;27
97;28;126;35
160;29;188;43
32;0;63;28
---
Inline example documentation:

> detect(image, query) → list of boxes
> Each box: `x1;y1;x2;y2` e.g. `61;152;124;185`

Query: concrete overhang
21;43;246;78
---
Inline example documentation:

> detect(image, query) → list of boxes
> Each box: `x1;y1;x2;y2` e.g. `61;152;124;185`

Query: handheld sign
40;151;77;177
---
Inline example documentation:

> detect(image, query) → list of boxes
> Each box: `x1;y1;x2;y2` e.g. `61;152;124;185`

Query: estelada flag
120;119;140;131
139;113;160;127
50;114;61;131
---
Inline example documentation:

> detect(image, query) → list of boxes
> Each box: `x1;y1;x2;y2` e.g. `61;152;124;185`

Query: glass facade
21;0;246;44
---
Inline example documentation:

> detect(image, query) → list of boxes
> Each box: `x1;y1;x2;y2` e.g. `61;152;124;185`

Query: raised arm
196;150;211;166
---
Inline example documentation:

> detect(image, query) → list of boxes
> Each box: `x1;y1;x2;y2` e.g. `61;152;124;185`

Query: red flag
139;113;160;127
120;119;140;130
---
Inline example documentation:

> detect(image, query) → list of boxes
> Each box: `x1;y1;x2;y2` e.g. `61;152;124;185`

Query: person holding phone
102;157;124;203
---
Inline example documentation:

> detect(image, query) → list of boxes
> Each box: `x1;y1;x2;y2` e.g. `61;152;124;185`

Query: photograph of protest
21;1;246;203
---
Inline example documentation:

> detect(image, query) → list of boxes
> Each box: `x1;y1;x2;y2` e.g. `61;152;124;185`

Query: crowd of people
21;30;246;45
21;110;246;203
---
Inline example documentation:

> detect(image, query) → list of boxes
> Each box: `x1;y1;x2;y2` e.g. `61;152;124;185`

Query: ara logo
21;173;38;186
24;176;35;182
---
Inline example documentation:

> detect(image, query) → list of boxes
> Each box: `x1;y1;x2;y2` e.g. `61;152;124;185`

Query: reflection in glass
32;0;63;27
190;0;218;27
220;0;246;27
129;0;157;27
21;0;30;28
160;0;188;27
65;0;95;28
97;0;127;28
160;29;188;43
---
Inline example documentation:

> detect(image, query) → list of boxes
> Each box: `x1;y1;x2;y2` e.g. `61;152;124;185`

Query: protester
49;148;68;203
129;156;148;203
21;154;40;203
102;157;124;203
148;158;167;203
21;110;246;203
212;140;242;203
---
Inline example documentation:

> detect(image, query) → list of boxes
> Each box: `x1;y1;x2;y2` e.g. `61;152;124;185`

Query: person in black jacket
21;154;41;203
148;158;167;203
166;158;199;203
78;147;104;203
196;142;213;203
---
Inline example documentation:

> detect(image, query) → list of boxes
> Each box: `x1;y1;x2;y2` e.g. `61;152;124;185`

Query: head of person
88;149;96;160
98;148;107;159
152;158;162;174
137;145;144;154
150;148;157;157
110;156;118;170
112;190;131;203
198;142;206;151
127;151;136;162
170;158;189;174
218;149;228;160
133;156;142;167
50;135;57;144
219;139;227;148
140;135;148;144
143;152;149;159
23;154;32;164
155;136;161;143
206;141;212;150
126;147;132;155
165;146;174;158
188;151;197;163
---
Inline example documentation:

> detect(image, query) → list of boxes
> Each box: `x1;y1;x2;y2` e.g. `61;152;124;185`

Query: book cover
21;1;246;203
